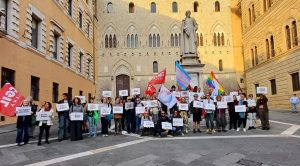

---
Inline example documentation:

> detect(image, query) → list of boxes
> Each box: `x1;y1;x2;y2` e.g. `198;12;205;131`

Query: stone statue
180;10;198;56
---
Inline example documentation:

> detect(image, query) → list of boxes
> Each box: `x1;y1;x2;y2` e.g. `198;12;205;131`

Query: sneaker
237;128;240;131
197;129;201;133
105;134;109;137
102;134;105;137
185;129;188;134
181;133;185;136
193;129;196;133
212;129;216;133
243;128;246;132
248;127;252;130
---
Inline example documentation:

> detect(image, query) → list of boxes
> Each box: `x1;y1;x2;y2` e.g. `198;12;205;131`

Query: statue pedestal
181;54;205;89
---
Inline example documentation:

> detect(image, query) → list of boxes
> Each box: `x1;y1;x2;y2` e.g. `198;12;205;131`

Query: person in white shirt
290;94;299;113
37;102;54;146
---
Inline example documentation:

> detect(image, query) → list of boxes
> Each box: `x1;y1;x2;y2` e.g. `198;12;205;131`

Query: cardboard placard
132;88;140;95
205;103;216;110
257;87;268;94
247;100;256;107
36;112;51;121
143;121;154;128
217;102;227;109
172;91;180;97
172;118;184;126
224;96;233;103
125;102;134;110
75;96;86;103
87;104;99;111
193;101;203;108
230;92;239;97
113;106;123;114
135;106;145;114
180;91;189;97
235;105;246;112
56;103;69;112
178;103;189;110
102;91;112;97
100;107;111;115
161;122;172;130
119;90;128;97
70;112;84;121
16;107;31;116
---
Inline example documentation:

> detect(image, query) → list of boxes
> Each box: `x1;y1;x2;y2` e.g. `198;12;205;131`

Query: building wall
96;0;244;97
0;0;97;124
241;0;300;109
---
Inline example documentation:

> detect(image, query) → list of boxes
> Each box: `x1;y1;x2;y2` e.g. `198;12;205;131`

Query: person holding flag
175;61;191;90
206;71;225;98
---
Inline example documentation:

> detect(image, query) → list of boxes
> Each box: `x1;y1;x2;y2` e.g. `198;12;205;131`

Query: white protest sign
180;91;189;97
143;121;154;128
102;91;112;97
235;105;246;112
70;112;84;121
247;100;256;107
230;92;239;97
224;96;233;103
217;102;227;109
257;87;268;94
75;96;86;103
161;122;172;130
36;112;50;121
87;104;99;111
135;106;145;114
172;91;180;97
141;101;149;107
100;107;111;115
132;88;140;95
56;103;69;112
236;95;241;101
16;107;31;116
149;100;158;107
193;101;203;108
113;106;123;114
125;102;134;110
119;90;128;97
173;118;184;126
205;103;216;110
178;103;189;110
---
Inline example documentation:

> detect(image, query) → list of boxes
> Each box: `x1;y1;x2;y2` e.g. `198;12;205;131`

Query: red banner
0;83;25;117
144;83;156;97
148;69;166;85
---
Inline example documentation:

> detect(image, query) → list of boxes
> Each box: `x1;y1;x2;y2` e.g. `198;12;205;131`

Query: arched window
171;34;174;47
248;8;252;25
221;33;224;46
127;34;130;48
129;2;134;13
153;61;158;73
157;34;160;47
292;21;298;47
286;25;291;50
175;34;178;46
149;34;153;47
105;35;108;48
217;33;221;46
109;35;112;48
150;2;156;13
135;34;138;48
153;34;157;47
172;2;178;13
194;2;199;12
270;35;275;57
266;39;270;59
218;59;223;71
113;34;117;48
130;34;134;48
107;2;113;13
200;33;203;46
251;48;255;66
213;33;217;46
255;46;258;65
215;1;220;12
252;4;255;22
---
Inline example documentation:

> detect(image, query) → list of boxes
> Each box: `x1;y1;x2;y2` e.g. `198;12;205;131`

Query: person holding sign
16;99;32;146
86;97;99;137
257;94;270;130
101;97;112;137
204;94;215;134
228;95;238;130
114;97;123;135
69;97;84;141
189;93;202;133
171;110;184;136
125;97;136;134
236;94;248;132
57;93;72;142
140;111;154;136
247;94;257;130
215;96;227;132
154;111;172;137
134;96;143;134
37;102;54;146
179;98;189;134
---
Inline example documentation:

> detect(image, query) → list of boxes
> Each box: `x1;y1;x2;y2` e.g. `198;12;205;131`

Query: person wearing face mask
37;102;54;146
256;94;270;130
16;99;32;146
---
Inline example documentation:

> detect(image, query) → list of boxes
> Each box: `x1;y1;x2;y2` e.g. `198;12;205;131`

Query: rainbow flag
206;71;224;96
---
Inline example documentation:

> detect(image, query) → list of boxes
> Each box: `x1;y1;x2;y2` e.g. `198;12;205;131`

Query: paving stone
174;153;201;164
115;154;159;166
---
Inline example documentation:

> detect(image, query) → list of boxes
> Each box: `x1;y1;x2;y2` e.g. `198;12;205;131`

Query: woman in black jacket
16;99;32;146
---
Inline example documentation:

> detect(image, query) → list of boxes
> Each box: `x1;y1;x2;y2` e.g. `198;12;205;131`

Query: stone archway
116;74;130;97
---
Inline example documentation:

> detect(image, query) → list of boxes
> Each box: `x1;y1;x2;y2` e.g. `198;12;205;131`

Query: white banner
70;112;84;121
75;96;86;103
143;121;154;128
257;87;268;94
56;103;69;112
135;106;145;114
235;105;246;112
172;91;180;97
119;90;128;97
16;107;31;116
161;122;172;130
125;102;134;110
87;104;99;111
193;101;203;108
180;91;189;97
100;107;111;115
178;103;189;110
172;118;184;126
132;88;140;95
230;92;239;97
247;100;256;107
149;100;158;107
205;103;216;110
217;102;227;109
102;91;112;97
36;112;51;121
113;106;123;114
224;96;233;103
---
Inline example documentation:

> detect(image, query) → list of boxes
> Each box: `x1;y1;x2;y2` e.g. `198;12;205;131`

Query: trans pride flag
206;71;225;96
175;61;191;90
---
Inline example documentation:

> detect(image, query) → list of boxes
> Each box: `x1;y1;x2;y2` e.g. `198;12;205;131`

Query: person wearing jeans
290;94;299;113
86;97;99;137
57;93;71;142
16;99;32;146
204;94;215;134
37;102;54;145
134;96;143;134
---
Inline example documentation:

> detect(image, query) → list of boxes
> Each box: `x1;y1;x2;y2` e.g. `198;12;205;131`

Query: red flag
0;83;25;117
148;69;166;85
144;83;156;97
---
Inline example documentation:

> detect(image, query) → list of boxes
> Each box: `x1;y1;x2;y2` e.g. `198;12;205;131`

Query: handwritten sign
87;104;99;111
257;87;268;94
132;88;140;95
100;107;111;115
70;112;83;121
125;102;134;110
102;91;112;97
36;112;50;121
135;106;145;114
224;96;233;103
179;104;189;110
217;102;227;109
113;106;123;114
16;107;31;116
180;91;189;97
193;101;203;108
75;96;86;103
119;90;128;97
56;103;69;112
247;100;256;107
161;122;172;130
143;121;154;128
173;118;184;126
230;92;239;97
172;91;180;97
235;105;246;112
205;103;215;110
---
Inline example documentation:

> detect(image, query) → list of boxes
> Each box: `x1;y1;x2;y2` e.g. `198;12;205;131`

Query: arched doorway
116;74;130;96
